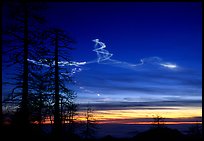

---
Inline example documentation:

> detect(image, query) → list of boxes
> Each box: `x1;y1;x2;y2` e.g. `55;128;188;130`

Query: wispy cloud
78;100;202;110
76;68;201;96
92;39;178;70
95;117;202;124
27;39;179;77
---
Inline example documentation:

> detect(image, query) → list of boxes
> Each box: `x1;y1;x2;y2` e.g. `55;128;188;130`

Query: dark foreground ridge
1;123;202;141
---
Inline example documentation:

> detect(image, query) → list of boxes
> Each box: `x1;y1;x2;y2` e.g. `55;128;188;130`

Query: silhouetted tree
151;115;165;128
2;0;46;130
82;105;97;140
41;28;75;138
3;2;77;140
61;96;78;140
61;93;77;129
28;69;51;125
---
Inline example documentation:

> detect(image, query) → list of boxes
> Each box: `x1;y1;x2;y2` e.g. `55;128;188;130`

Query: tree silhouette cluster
2;0;77;140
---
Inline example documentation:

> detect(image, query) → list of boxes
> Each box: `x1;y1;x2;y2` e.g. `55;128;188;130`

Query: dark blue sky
46;2;202;66
45;2;202;102
3;2;202;122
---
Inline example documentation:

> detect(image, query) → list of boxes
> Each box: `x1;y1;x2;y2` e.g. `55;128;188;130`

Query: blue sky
45;2;202;106
3;2;202;122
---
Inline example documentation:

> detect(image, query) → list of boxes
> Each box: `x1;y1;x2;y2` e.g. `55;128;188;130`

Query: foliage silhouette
2;0;46;130
133;127;184;141
81;104;98;140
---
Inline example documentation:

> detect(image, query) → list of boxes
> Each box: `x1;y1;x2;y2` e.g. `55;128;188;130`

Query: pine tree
42;28;76;138
82;105;97;139
2;0;46;130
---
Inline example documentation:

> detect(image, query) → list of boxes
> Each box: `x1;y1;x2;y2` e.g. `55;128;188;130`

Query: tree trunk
21;2;29;128
39;91;42;125
54;32;61;137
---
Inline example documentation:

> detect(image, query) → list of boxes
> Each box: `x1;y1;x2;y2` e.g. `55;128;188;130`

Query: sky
2;2;202;124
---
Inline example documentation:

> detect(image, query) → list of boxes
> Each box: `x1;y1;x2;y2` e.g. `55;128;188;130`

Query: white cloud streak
27;38;178;76
91;39;178;70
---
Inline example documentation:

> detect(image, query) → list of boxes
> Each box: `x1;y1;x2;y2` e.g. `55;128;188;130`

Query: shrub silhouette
133;127;184;141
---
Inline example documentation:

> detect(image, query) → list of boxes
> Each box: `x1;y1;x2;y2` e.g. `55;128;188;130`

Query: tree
61;94;78;139
28;68;51;125
152;115;166;128
82;104;97;140
2;0;46;129
41;28;76;138
3;2;77;139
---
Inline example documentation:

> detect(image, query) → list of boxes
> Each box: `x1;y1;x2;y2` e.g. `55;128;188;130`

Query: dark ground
1;123;202;141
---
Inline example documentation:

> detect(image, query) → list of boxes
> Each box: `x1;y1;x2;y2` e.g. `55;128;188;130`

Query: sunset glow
75;107;202;123
35;107;202;125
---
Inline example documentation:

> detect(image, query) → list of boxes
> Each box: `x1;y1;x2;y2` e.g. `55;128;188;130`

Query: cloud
77;70;201;97
78;100;202;110
76;63;201;96
27;39;179;76
92;39;178;70
95;116;202;123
